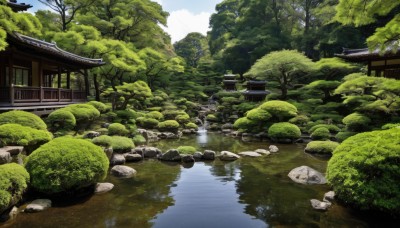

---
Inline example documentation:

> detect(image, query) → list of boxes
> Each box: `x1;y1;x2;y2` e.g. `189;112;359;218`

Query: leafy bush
64;104;100;122
327;129;400;215
145;111;164;120
177;146;197;154
158;120;180;132
381;123;400;130
92;135;134;153
308;124;341;133
234;102;258;115
136;117;159;129
185;122;198;129
92;135;113;147
47;109;76;131
114;109;137;121
311;127;331;140
335;131;357;142
0;164;30;214
289;115;310;126
0;124;52;152
233;117;257;132
87;101;108;113
310;113;343;123
25;137;109;194
304;141;339;154
0;110;47;130
246;108;271;122
342;113;371;132
259;101;298;121
268;122;301;141
175;114;190;124
162;110;186;120
132;134;146;145
206;114;218;122
108;123;129;136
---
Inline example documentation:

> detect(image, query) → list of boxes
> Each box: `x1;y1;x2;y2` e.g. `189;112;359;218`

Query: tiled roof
242;90;269;95
7;0;32;12
335;47;400;62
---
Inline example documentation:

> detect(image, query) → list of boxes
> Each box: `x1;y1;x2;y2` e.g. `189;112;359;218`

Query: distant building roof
335;47;400;62
223;80;237;84
7;32;105;68
242;90;269;95
247;80;266;85
7;0;32;12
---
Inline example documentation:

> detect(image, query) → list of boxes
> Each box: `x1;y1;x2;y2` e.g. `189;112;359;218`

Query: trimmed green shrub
0;110;47;130
175;114;190;124
289;115;310;126
304;141;339;154
335;131;357;142
177;146;197;154
185;122;198;129
114;109;137;121
158;120;180;132
136;117;159;129
246;108;271;122
206;114;218;122
64;104;100;122
146;107;163;112
87;101;108;113
47;109;76;131
145;111;164;120
25;137;109;194
310;113;343;123
92;135;113;147
327;128;400;215
0;124;52;152
108;123;129;136
92;136;134;153
162;110;186;120
268;122;301;141
342;113;371;132
311;127;331;140
308;124;341;134
259;101;298;121
381;123;400;130
132;134;146;145
234;102;258;115
233;117;256;132
0;164;30;214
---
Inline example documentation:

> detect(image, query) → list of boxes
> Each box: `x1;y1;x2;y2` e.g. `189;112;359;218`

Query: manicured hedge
145;111;164;120
259;101;298;121
342;112;371;132
268;122;301;141
108;123;129;136
47;109;76;131
177;146;197;154
87;101;108;113
92;135;134;153
136;117;159;129
304;141;339;154
308;124;340;134
158;120;180;132
25;137;109;194
64;104;100;122
311;127;330;140
185;122;198;129
0;124;52;152
0;110;47;130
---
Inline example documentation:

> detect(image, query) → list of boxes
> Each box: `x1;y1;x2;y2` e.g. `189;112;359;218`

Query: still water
4;133;399;227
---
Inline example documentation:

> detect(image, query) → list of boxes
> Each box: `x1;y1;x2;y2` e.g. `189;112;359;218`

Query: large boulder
203;150;216;160
219;151;240;161
160;149;181;162
95;183;114;194
288;166;327;185
255;149;270;156
181;154;195;163
124;153;143;162
110;165;136;178
238;151;262;157
24;199;52;213
193;152;203;161
110;154;125;166
2;146;24;156
0;151;11;164
142;147;162;158
310;199;331;211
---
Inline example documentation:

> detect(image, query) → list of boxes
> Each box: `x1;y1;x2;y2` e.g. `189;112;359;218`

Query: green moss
310;113;343;123
233;117;257;132
310;127;331;140
136;117;159;129
268;122;301;141
158;120;180;132
342;112;371;132
145;111;164;120
162;110;186;120
185;122;198;129
0;124;52;152
64;104;100;122
305;141;339;154
92;135;134;153
246;108;271;122
177;146;197;154
108;123;129;136
175;114;190;124
206;114;218;122
25;137;109;194
308;124;341;133
47;109;76;131
335;131;357;142
87;101;108;113
132;134;146;145
114;109;137;121
259;100;298;121
289;115;310;126
382;123;400;130
92;135;113;147
327;129;400;215
0;110;47;130
0;164;30;214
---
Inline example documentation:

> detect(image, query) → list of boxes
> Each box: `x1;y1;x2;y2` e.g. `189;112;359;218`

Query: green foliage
185;122;198;129
162;110;186;120
175;114;190;124
0;124;52;152
327;128;400;215
114;109;137;121
335;131;357;142
206;114;218;122
87;101;108;113
47;109;76;131
289;115;310;126
246;108;271;122
382;123;400;130
177;146;197;155
310;113;343;123
136;117;159;129
92;135;113;147
0;163;29;214
259;100;298;121
25;137;109;194
305;141;340;154
268;122;301;141
145;111;164;121
132;134;146;145
235;102;259;115
108;123;129;136
311;127;331;140
233;117;256;132
308;124;341;134
0;110;47;130
64;104;100;122
92;135;134;153
343;113;371;132
103;81;152;110
158;120;180;132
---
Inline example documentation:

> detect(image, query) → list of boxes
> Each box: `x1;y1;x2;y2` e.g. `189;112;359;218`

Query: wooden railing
9;85;86;104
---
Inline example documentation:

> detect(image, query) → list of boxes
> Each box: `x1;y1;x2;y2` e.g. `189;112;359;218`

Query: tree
174;32;209;68
245;50;316;100
103;80;152;110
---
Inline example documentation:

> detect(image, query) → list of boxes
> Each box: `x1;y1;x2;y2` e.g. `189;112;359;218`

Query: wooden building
223;74;237;91
242;80;269;102
336;48;400;78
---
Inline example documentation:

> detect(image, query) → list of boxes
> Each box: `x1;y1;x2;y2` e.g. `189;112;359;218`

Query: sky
28;0;223;43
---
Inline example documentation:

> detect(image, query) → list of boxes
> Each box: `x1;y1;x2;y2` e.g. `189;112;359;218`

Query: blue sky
28;0;223;43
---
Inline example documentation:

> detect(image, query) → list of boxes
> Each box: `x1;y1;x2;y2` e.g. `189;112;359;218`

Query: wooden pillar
66;71;71;89
8;55;14;104
367;61;372;76
57;66;62;88
39;60;43;87
84;69;90;97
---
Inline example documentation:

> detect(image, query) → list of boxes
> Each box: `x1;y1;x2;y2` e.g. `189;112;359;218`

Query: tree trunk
93;74;100;101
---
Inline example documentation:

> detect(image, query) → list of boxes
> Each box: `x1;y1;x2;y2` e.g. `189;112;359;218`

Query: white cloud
163;9;211;43
154;0;163;5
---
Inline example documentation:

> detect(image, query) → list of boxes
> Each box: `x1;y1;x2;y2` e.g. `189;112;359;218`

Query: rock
102;123;110;128
84;131;100;139
255;149;270;156
254;132;268;139
158;132;179;139
160;149;181;162
222;129;232;134
323;191;335;202
181;154;195;163
125;154;143;162
2;146;24;156
110;154;125;166
203;150;216;160
104;148;113;160
9;206;19;220
269;145;279;153
182;129;196;134
238;151;262;157
146;131;159;142
193;152;203;161
230;131;242;137
241;133;253;142
25;199;52;213
221;123;234;130
219;151;240;161
95;183;114;194
0;151;11;164
110;165;136;178
143;147;162;158
310;199;332;211
288;166;327;185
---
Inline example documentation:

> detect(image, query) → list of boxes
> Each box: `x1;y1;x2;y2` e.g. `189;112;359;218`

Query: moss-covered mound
64;104;100;122
342;112;371;132
108;123;129;136
0;110;47;130
87;101;108;113
47;109;76;131
177;146;197;154
259;100;298;121
92;135;134;153
136;117;159;129
158;120;180;132
25;137;109;194
310;127;330;140
304;141;339;154
268;122;301;142
0;124;52;152
0;164;30;214
327;128;400;215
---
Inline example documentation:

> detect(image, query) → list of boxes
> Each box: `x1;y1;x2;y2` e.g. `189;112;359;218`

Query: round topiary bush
47;109;76;131
0;110;47;130
108;123;129;136
136;117;159;129
342;112;371;132
0;124;52;153
304;141;340;154
381;123;400;130
87;101;108;113
206;114;218;122
185;122;198;130
335;131;357;142
92;135;113;147
327;128;400;215
64;104;100;122
158;120;180;132
177;146;197;154
268;122;301;142
132;134;146;145
308;124;340;134
311;127;331;140
233;117;257;132
246;108;271;122
92;136;134;153
175;114;190;124
259;101;298;121
25;137;109;194
0;163;30;214
289;115;310;126
145;111;164;120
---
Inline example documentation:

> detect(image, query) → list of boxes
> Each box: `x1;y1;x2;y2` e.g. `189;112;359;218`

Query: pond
4;133;399;227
